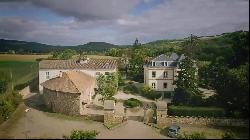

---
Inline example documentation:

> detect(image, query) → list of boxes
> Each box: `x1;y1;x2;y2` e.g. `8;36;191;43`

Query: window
163;83;167;89
46;72;50;79
161;62;164;66
152;83;156;89
165;62;168;66
152;61;156;66
152;71;156;78
96;72;100;75
105;72;110;75
163;71;168;78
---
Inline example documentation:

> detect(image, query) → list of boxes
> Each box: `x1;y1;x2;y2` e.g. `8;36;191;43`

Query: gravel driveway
1;93;168;139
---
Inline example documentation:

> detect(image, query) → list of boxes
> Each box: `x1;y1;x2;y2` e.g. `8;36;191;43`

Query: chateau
143;53;185;92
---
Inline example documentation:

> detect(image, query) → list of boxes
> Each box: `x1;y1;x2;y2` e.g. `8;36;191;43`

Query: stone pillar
156;101;168;128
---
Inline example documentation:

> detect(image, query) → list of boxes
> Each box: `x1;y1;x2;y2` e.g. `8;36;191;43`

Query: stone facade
156;110;249;129
43;88;81;116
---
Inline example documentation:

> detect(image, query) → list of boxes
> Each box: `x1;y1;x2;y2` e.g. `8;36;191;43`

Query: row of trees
50;49;77;60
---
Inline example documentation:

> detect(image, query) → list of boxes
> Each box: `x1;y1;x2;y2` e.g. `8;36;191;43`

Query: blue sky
0;0;248;45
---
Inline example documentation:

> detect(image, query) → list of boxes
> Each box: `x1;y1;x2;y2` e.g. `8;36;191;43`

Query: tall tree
182;34;199;59
173;56;202;106
96;72;118;101
128;38;146;82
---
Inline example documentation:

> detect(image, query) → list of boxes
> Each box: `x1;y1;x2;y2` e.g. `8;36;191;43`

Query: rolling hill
0;39;121;53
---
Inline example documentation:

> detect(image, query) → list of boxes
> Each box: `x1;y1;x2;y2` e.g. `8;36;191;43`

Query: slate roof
41;71;95;94
170;53;179;61
152;54;174;61
39;58;117;70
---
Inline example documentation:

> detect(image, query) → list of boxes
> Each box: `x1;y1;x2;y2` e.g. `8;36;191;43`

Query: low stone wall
83;114;104;122
157;113;249;129
104;111;125;127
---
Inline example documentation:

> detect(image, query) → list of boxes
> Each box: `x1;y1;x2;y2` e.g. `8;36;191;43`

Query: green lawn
0;61;38;86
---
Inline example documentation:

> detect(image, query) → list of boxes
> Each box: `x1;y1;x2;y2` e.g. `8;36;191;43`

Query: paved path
114;91;155;103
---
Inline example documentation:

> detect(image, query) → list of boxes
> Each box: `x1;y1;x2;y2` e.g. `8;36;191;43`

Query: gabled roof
41;71;95;94
39;58;117;70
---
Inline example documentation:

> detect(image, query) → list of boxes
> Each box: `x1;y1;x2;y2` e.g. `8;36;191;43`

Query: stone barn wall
43;88;81;115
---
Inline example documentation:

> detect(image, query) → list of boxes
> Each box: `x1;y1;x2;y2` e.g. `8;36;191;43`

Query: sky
0;0;249;46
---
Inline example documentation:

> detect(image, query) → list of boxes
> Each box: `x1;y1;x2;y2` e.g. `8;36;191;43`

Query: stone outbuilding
41;71;96;116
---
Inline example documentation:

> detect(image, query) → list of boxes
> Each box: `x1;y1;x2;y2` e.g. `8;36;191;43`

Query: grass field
0;54;50;86
0;54;118;87
0;54;51;62
0;61;38;86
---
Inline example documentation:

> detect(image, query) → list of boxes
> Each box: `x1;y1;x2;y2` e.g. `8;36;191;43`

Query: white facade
144;67;177;92
39;68;116;93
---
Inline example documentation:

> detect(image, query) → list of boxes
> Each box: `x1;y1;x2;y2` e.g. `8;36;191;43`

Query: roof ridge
65;73;81;93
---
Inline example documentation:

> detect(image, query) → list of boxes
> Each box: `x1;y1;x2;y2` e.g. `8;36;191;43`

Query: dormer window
165;62;168;66
152;61;156;66
161;62;164;66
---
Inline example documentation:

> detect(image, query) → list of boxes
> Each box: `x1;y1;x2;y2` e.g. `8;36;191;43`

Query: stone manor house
144;53;186;92
39;57;117;115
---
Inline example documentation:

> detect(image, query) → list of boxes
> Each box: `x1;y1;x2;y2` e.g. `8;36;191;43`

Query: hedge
123;98;142;108
168;105;225;117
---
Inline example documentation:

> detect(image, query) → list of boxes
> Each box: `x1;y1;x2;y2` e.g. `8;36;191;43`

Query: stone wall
104;110;125;127
43;88;81;116
157;110;249;129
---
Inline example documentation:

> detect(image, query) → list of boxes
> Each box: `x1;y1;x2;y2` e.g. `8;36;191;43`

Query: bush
123;84;139;94
0;92;22;122
168;105;225;117
139;85;162;100
63;130;99;139
222;130;236;139
178;132;206;139
123;98;142;108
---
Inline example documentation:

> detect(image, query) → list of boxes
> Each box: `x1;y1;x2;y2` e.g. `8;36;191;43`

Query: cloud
113;0;249;44
0;0;140;21
0;0;249;45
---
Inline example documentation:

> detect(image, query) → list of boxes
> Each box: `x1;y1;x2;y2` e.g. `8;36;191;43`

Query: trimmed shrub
123;98;142;108
168;105;225;117
139;85;162;100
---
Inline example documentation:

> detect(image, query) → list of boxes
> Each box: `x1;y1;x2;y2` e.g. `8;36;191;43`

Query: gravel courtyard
0;93;168;139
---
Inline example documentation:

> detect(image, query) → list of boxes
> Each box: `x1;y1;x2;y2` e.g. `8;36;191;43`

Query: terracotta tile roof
41;71;95;94
39;58;117;70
